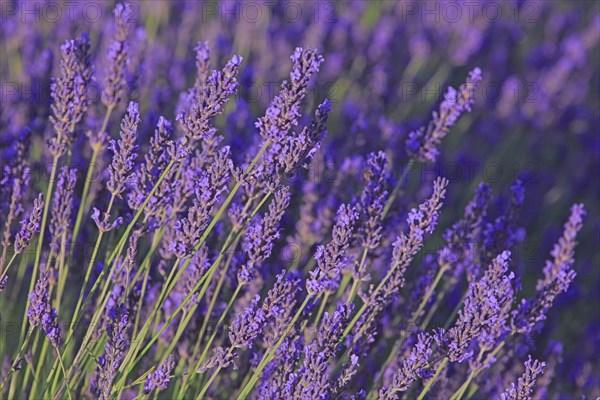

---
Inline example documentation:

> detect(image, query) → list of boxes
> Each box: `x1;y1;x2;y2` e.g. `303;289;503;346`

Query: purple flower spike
500;356;546;400
14;193;44;254
107;101;140;198
143;355;175;394
406;67;482;163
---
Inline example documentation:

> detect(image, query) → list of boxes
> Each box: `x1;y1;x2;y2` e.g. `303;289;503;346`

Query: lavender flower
256;48;324;143
49;168;77;254
193;41;211;97
91;208;124;233
500;356;546;400
128;116;173;212
262;270;302;348
107;101;140;198
353;178;448;353
143;355;175;394
438;251;515;363
27;268;51;327
296;303;353;399
440;182;492;278
380;333;434;398
511;204;585;334
177;54;243;141
14;193;44;254
169;147;232;258
357;151;390;251
275;99;333;174
306;203;359;294
102;3;132;108
1;129;31;265
406;67;482;163
91;304;130;400
229;295;266;349
238;186;291;284
48;33;93;154
27;268;61;346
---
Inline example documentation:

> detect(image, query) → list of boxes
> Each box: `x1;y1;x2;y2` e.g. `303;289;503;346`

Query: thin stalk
382;159;415;220
123;188;272;383
346;248;369;304
304;292;327;339
108;141;270;396
70;105;114;253
54;346;72;400
0;253;17;283
417;357;448;400
197;350;230;399
1;328;33;392
414;266;448;326
448;339;508;400
132;230;163;338
71;194;116;326
184;285;243;395
21;155;59;340
54;232;68;311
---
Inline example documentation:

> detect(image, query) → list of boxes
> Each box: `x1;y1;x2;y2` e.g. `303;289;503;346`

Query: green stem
382;159;415;219
346;248;369;304
0;253;17;283
1;328;33;392
21;155;59;340
70;105;113;253
72;194;116;328
414;266;448;326
417;357;448;400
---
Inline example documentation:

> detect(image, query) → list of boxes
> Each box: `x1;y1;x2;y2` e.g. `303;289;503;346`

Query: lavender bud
511;204;585;334
143;355;175;394
256;47;324;143
107;101;140;198
49;168;77;254
406;67;482;163
238;186;291;284
48;33;93;153
102;3;132;108
306;203;359;295
500;356;545;400
14;193;44;254
380;333;434;398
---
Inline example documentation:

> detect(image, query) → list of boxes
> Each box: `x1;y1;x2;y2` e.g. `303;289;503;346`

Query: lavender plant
0;1;598;399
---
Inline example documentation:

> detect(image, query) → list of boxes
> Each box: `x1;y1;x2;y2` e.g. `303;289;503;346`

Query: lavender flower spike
48;33;93;154
102;3;132;108
500;356;546;400
406;67;482;163
306;203;359;294
27;267;61;347
256;47;324;143
143;355;175;394
511;203;586;334
177;54;243;141
107;101;140;198
14;193;44;254
49;168;77;254
439;250;515;363
380;333;434;399
91;304;130;400
238;186;291;284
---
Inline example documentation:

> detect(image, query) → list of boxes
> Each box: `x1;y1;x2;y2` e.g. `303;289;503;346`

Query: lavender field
0;1;599;399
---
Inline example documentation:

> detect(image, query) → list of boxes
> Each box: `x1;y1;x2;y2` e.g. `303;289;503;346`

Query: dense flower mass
0;2;597;399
